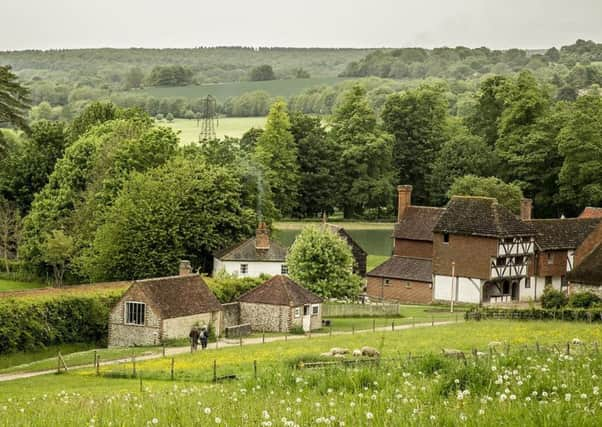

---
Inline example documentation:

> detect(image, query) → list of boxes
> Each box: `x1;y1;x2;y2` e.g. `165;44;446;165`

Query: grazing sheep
330;347;350;355
360;346;380;358
442;348;465;359
352;349;362;357
320;352;333;357
572;338;583;345
488;341;502;348
333;353;346;359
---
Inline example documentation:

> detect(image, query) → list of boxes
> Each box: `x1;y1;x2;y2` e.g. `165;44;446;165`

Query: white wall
213;258;286;278
520;277;536;301
434;275;481;303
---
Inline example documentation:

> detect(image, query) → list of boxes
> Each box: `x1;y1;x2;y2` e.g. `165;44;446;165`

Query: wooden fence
322;303;400;318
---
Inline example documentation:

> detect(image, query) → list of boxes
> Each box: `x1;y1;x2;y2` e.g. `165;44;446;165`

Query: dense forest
1;41;602;283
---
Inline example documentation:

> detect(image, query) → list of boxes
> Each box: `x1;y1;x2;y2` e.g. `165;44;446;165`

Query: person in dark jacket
199;326;209;350
189;326;200;352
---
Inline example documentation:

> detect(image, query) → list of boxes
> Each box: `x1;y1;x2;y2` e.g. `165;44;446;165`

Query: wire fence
86;338;602;385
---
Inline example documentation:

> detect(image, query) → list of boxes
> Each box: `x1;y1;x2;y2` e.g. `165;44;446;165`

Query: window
384;279;391;286
294;308;301;318
125;302;145;325
240;264;248;274
545;276;552;286
525;278;531;289
443;233;450;243
281;264;288;275
547;253;554;265
312;305;319;315
502;281;510;294
303;305;309;316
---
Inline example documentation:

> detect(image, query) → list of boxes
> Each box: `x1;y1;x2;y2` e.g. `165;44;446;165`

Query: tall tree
287;225;362;299
42;229;75;287
289;112;339;217
448;175;524;214
381;84;448;204
466;75;508;147
124;67;145;89
0;196;21;273
332;85;394;217
429;123;498;205
558;95;602;213
252;101;299;218
0;65;30;132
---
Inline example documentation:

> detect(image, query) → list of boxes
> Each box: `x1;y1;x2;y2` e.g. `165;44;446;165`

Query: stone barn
108;272;223;347
238;275;322;332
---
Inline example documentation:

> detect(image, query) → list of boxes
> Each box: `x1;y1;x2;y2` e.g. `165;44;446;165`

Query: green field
0;278;44;292
2;321;602;426
141;77;349;102
165;117;266;144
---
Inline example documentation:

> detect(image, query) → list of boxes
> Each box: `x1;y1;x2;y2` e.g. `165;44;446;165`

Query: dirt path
0;320;460;382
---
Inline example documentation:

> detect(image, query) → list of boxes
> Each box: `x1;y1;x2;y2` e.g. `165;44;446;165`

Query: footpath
0;319;459;382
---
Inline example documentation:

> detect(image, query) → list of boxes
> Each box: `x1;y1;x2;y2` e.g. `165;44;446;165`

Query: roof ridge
134;274;198;283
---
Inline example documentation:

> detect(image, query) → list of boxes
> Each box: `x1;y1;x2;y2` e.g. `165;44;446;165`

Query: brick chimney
520;198;533;220
397;185;412;222
255;222;270;250
179;260;192;276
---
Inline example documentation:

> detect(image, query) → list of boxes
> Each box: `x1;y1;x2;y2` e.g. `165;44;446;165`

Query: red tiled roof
528;218;601;251
127;274;222;319
394;206;445;242
238;275;322;306
579;207;602;219
367;256;432;283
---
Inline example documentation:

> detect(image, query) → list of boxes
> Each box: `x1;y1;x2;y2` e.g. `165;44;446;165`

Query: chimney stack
255;222;270;250
179;260;192;276
397;185;412;222
520;198;533;221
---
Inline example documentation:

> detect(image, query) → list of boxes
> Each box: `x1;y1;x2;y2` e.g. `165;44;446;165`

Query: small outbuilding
238;275;322;332
567;243;602;297
108;270;223;347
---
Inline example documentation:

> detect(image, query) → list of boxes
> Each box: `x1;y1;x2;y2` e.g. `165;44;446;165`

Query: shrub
289;325;305;335
0;292;121;354
569;292;601;308
541;287;568;309
206;273;264;303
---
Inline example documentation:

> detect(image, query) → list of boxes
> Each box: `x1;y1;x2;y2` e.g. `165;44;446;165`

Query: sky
2;0;602;51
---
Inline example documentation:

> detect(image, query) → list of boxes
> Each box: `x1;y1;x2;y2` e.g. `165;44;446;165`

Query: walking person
199;326;209;350
189;326;200;352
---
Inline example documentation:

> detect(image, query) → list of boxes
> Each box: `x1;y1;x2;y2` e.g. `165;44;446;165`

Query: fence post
132;355;136;377
253;360;257;379
93;350;97;369
96;355;100;376
595;342;599;353
506;343;510;355
329;326;332;337
455;313;458;323
352;325;355;335
431;315;434;326
57;352;61;374
140;376;143;393
170;357;174;381
239;335;243;348
536;341;540;352
213;360;217;383
373;319;376;332
566;342;570;355
391;321;394;331
162;343;166;357
262;330;265;344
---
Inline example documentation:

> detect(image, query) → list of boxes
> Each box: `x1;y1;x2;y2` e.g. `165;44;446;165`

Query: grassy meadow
1;321;602;426
0;278;44;292
141;77;349;102
165;117;266;144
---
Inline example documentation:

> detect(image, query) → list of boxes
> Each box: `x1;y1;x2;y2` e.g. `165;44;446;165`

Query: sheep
572;338;583;345
320;352;333;357
488;341;502;348
333;353;346;359
352;349;362;357
360;346;380;358
330;347;350;355
442;348;465;359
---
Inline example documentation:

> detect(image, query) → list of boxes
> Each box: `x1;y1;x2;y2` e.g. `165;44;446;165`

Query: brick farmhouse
108;264;223;347
367;185;602;305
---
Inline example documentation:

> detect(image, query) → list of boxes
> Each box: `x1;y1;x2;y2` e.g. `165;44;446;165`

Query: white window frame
311;304;319;316
124;301;146;326
240;263;249;275
281;264;289;275
294;307;301;318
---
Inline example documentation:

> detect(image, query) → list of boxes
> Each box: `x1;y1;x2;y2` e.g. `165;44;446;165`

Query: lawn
141;77;349;102
164;117;266;144
1;321;602;426
0;278;45;292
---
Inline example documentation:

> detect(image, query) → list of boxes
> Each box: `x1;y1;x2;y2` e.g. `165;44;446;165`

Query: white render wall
213;258;286;278
434;275;481;304
520;277;537;301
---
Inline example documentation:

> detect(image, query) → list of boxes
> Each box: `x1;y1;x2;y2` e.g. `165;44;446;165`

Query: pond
273;223;394;256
